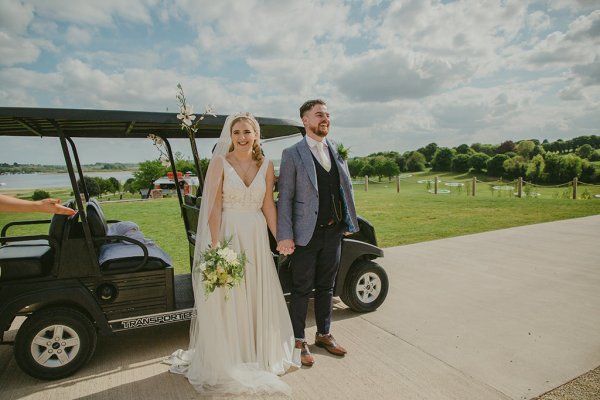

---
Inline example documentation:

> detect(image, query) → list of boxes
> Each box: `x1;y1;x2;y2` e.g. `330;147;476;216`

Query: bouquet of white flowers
195;238;246;300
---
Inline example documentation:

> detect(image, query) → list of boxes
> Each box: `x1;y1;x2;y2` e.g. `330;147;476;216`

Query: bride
168;113;298;395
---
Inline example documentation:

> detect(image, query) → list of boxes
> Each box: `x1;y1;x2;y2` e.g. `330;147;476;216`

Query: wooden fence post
434;176;439;195
396;175;400;193
572;177;577;199
365;175;368;192
472;176;476;197
517;177;523;198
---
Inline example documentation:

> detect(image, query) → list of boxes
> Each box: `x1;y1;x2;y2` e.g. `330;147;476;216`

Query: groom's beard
309;123;329;137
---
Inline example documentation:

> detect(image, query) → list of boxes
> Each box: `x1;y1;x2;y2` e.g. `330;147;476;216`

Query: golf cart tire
341;260;389;313
14;307;98;380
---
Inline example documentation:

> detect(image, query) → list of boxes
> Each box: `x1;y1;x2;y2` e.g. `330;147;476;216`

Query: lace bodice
222;157;267;211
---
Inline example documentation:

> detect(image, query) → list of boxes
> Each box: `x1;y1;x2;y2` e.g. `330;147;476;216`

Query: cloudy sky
0;0;599;164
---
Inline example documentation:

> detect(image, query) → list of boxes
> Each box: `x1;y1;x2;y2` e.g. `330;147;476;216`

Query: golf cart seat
0;203;74;281
85;198;172;272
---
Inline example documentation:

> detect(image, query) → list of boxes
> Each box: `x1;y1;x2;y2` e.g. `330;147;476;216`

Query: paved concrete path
1;215;599;399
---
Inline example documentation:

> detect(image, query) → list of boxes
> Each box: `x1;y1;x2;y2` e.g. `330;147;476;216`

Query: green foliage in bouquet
195;237;246;300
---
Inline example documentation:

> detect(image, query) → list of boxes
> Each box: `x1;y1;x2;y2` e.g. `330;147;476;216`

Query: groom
277;99;359;367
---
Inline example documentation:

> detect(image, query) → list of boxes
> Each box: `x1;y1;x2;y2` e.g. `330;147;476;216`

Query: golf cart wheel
341;260;389;313
14;307;97;380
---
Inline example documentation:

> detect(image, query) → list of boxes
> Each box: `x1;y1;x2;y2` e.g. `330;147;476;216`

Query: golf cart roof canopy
0;107;305;140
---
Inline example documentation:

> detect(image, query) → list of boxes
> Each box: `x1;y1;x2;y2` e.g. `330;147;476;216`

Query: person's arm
261;161;278;237
0;195;76;215
276;148;296;255
207;171;224;248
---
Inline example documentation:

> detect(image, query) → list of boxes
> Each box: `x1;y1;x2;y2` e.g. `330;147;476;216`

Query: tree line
347;135;600;184
0;162;136;175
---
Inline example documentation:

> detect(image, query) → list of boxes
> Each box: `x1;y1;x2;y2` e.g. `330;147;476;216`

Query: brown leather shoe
314;333;347;356
295;340;315;367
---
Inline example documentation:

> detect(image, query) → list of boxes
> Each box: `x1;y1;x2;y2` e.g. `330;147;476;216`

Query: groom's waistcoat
312;146;343;227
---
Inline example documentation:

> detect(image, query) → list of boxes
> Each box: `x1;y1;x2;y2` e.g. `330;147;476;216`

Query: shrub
31;189;51;201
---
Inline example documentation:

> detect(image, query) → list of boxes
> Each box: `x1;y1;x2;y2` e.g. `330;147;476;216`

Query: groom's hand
277;239;295;255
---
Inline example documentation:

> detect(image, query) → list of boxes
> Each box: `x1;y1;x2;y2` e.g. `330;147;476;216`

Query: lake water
0;171;134;190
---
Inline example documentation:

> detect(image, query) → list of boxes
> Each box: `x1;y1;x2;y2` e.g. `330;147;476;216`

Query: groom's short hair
300;99;326;118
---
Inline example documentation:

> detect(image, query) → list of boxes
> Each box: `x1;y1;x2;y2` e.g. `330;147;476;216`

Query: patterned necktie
316;141;331;172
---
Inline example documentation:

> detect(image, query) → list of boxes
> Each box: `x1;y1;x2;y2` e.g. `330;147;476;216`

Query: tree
377;158;400;180
502;156;528;179
455;144;472;155
406;151;426;172
430;147;454;171
543;153;562;183
107;177;120;194
94;177;113;195
468;152;490;173
580;160;598;183
123;178;136;194
516;140;535;159
417;142;438;162
530;144;546;158
471;143;498;156
394;154;407;172
486;154;509;177
526;154;545;182
576;144;594;159
557;154;583;181
77;176;101;197
132;160;167;191
451;154;470;172
359;163;375;177
372;156;388;181
496;140;517;154
347;158;366;178
590;149;600;162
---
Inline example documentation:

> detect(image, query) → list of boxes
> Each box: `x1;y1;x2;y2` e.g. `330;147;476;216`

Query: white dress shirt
305;135;331;171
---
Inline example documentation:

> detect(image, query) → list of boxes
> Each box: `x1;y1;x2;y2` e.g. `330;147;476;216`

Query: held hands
277;239;295;256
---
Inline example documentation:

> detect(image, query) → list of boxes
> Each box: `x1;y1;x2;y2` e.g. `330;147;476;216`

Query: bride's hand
277;239;295;255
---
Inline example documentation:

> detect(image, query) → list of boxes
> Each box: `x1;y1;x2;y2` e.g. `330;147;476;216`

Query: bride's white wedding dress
169;156;298;395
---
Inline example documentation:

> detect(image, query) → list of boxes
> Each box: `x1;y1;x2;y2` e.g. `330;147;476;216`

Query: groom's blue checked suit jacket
277;137;359;247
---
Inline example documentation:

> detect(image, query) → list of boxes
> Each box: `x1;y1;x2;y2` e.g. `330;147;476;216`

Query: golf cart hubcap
355;272;381;303
30;325;81;368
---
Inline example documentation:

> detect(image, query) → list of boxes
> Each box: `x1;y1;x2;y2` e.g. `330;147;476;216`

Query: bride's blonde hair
228;114;264;166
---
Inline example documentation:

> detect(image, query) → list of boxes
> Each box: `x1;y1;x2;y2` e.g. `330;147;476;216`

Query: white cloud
65;25;93;47
184;0;360;58
334;48;475;101
0;0;34;35
0;32;42;66
548;0;599;12
527;10;551;34
519;10;599;69
28;0;156;27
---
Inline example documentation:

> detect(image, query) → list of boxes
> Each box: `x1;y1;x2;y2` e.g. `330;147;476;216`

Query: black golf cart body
0;107;387;380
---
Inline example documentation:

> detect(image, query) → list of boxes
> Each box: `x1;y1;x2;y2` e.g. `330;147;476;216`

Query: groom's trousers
288;223;344;339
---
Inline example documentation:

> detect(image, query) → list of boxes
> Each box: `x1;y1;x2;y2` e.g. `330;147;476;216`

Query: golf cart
0;107;388;380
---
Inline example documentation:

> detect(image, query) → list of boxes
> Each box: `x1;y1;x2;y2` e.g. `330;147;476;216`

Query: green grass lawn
2;172;599;274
